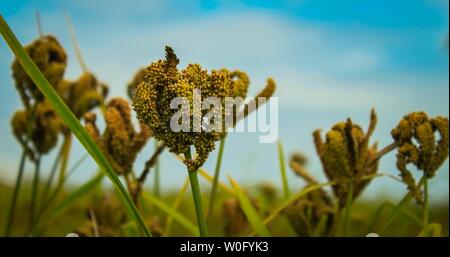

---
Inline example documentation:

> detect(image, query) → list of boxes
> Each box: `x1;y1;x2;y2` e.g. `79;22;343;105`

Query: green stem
31;154;89;235
277;140;289;199
378;176;426;235
5;104;37;236
41;145;62;205
207;137;226;223
343;180;353;236
5;151;27;236
153;140;161;198
29;155;41;232
423;176;429;233
56;134;72;189
185;149;208;237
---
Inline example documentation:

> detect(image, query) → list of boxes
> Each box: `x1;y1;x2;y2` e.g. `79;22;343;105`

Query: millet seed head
58;72;109;119
127;68;147;99
11;35;67;109
11;100;63;160
313;109;379;206
391;112;449;205
84;97;150;175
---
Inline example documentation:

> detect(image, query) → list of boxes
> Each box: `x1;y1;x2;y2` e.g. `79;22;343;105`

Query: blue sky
0;0;448;201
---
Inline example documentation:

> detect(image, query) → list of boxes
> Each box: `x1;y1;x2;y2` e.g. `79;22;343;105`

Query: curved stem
134;143;165;203
4;151;27;236
185;148;208;237
370;142;398;166
207;137;226;223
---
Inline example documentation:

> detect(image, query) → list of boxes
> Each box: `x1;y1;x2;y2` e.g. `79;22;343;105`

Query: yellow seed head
84;98;150;175
313;109;379;205
12;35;67;109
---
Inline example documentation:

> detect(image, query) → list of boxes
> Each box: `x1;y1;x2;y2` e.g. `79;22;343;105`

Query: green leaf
142;192;200;236
419;223;442;237
0;15;151;237
228;176;271;237
52;173;104;216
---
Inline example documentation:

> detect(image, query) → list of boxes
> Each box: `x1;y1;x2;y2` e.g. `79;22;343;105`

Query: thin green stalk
277;140;289;199
423;176;429;233
56;134;72;189
31;154;89;235
153;140;161;197
229;176;271;237
5;104;37;236
65;13;88;73
35;11;43;38
29;155;41;231
0;15;151;236
367;202;423;233
343;180;353;236
378;176;426;235
207;137;226;223
185;148;208;237
142;192;199;236
4;151;27;236
165;176;189;235
41;143;63;204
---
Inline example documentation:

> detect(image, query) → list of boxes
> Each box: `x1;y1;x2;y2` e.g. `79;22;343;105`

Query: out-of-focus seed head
289;152;317;184
391;112;449;205
285;186;335;236
11;101;63;160
222;197;259;236
12;35;67;109
84;97;150;175
58;72;109;119
127;68;147;99
313;109;379;205
75;194;127;236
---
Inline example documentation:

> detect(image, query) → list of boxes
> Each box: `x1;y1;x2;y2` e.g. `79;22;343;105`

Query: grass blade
0;15;151;236
228;176;271;237
165;176;189;236
207;137;226;222
4;151;27;236
142;192;199;236
277;140;289;199
378;176;425;235
198;167;235;196
52;173;104;216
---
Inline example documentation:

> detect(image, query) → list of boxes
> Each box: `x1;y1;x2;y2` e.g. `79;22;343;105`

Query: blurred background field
0;180;448;236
